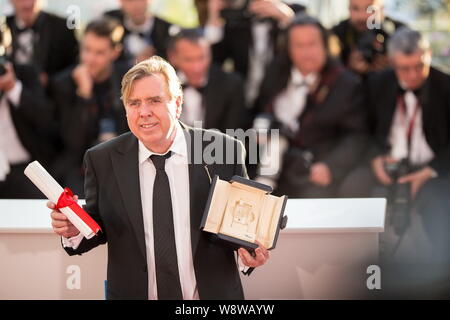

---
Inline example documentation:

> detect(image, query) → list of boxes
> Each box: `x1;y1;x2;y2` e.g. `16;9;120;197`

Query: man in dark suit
104;0;174;63
331;0;405;77
6;0;79;88
341;27;450;298
366;28;450;259
167;28;248;132
50;18;130;197
47;56;269;300
0;25;54;198
253;14;367;198
204;0;305;105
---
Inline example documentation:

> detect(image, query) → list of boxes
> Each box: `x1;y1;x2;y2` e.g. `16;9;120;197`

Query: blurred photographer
0;16;54;198
6;0;79;88
331;0;405;76
204;0;305;106
365;28;450;260
50;18;130;197
104;0;174;63
252;14;367;198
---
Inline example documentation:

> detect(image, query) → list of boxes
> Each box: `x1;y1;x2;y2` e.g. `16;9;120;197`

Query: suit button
143;265;147;273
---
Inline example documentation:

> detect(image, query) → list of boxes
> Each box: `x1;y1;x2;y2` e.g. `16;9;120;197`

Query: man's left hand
398;166;436;199
238;241;270;268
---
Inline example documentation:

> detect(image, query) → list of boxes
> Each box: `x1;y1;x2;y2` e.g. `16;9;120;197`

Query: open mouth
140;123;158;129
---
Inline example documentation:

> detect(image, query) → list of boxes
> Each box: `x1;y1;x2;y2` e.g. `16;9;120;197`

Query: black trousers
0;163;42;199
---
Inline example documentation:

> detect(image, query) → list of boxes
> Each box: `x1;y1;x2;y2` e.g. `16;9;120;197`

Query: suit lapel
110;133;147;260
182;124;211;256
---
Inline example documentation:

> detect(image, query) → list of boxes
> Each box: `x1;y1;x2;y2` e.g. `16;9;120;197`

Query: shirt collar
124;15;154;34
138;121;187;164
290;68;317;87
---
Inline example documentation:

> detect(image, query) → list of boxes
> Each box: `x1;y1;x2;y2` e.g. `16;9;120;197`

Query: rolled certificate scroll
24;161;101;239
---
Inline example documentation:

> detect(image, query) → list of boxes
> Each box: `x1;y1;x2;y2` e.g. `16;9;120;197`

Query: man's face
124;74;182;151
391;50;431;90
289;25;327;75
169;39;211;88
11;0;39;26
349;0;383;32
80;32;120;79
120;0;149;24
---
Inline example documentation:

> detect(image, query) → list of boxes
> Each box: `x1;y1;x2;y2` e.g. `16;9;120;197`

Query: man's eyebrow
128;96;163;101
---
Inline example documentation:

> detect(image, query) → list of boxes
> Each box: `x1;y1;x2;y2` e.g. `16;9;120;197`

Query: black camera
356;30;385;63
384;158;412;235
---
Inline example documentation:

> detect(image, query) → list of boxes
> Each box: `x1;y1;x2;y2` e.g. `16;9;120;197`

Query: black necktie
150;152;183;300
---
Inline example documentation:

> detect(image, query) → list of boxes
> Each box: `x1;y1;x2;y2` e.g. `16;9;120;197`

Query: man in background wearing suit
50;18;130;197
368;28;450;258
47;56;269;299
253;14;367;198
167;28;249;132
343;27;450;298
0;23;54;198
6;0;79;88
104;0;174;63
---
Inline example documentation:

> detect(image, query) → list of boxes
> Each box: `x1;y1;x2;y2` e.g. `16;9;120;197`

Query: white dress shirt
273;68;317;133
14;18;34;65
388;90;435;166
63;122;198;300
0;80;30;181
123;16;155;59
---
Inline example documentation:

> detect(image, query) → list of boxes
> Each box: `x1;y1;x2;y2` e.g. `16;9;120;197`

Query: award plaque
201;175;288;251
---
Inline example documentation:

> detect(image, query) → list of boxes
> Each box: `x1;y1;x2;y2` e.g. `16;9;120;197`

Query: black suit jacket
7;11;79;77
367;67;450;175
104;9;173;60
195;64;249;131
5;64;55;167
63;125;248;300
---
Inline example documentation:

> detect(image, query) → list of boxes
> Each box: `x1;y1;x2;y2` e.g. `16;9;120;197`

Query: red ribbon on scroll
55;188;102;235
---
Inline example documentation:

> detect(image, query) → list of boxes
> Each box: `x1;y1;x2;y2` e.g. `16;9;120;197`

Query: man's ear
175;95;183;119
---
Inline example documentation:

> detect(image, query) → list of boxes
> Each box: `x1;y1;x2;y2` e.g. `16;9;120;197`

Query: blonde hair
121;56;183;104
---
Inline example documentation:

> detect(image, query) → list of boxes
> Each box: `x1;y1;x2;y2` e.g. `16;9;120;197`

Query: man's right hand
48;195;81;238
72;64;94;99
371;155;395;186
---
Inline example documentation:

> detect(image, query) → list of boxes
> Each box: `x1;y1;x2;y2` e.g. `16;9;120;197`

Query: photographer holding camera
252;15;367;198
204;0;305;106
0;16;54;198
364;28;450;262
332;0;405;76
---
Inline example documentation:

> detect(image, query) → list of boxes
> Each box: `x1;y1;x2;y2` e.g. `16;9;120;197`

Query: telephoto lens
384;159;411;236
